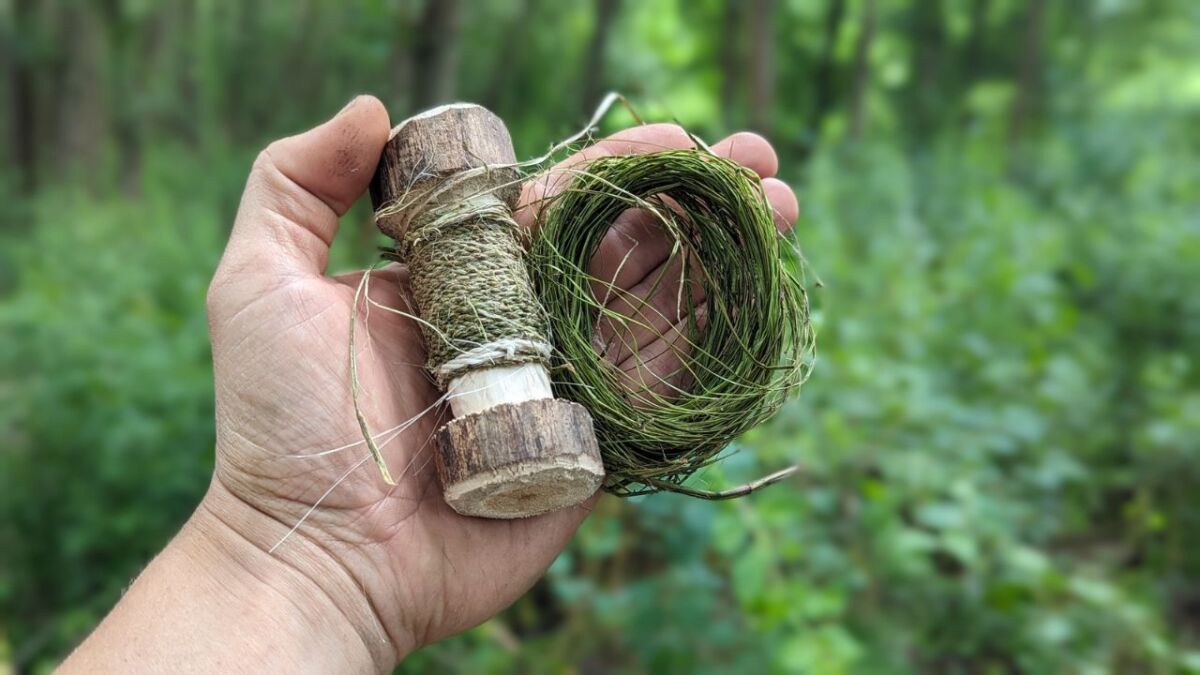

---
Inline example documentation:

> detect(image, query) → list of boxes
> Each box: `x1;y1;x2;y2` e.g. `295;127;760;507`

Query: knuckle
249;144;287;189
654;123;689;143
644;122;685;135
204;274;225;321
252;144;279;173
205;266;238;327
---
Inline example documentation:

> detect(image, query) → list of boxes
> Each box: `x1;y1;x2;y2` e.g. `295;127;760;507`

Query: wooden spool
369;103;605;519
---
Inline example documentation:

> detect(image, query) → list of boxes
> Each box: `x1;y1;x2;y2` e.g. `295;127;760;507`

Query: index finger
514;123;699;231
514;125;782;232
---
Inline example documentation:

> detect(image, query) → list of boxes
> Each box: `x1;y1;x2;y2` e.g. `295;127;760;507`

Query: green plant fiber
529;149;816;497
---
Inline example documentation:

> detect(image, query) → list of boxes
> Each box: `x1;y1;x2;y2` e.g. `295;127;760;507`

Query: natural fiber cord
529;149;815;498
370;96;815;499
382;183;552;386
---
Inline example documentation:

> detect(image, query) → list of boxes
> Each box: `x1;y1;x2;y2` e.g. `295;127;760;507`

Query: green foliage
3;0;1200;673
0;160;224;666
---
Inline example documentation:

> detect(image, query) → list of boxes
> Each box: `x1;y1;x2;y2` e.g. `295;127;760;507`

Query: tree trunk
145;0;194;144
56;2;110;187
412;0;463;109
718;0;744;129
807;0;846;138
580;0;620;116
98;0;143;193
849;0;877;141
384;3;416;116
959;0;991;128
1009;0;1045;146
280;0;318;126
8;0;38;190
911;1;945;139
964;0;991;80
747;0;776;134
482;0;540;113
223;2;259;145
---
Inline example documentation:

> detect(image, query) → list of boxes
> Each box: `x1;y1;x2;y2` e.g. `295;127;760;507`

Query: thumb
216;96;391;290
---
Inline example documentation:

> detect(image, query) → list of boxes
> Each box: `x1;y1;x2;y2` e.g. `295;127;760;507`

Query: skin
61;95;798;674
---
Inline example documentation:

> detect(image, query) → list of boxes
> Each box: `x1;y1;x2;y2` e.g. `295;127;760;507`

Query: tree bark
8;0;38;190
1009;0;1046;146
964;0;991;80
718;0;744;129
370;106;603;519
747;0;776;133
580;0;620;116
807;0;846;138
959;0;991;128
56;2;110;187
98;0;143;193
384;3;416;116
412;0;463;109
849;0;877;141
911;1;945;139
436;399;603;519
482;0;540;113
145;0;195;144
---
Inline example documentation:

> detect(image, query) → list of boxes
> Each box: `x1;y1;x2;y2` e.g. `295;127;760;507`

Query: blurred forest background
2;0;1199;672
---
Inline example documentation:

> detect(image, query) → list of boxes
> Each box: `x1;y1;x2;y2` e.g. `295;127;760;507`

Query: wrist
63;480;408;674
190;481;412;671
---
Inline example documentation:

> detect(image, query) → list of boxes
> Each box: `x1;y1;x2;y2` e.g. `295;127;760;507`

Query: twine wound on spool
377;179;550;386
369;104;604;519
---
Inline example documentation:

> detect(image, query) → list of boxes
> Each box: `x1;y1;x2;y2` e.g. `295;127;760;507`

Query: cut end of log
443;453;605;519
387;103;483;140
436;399;604;519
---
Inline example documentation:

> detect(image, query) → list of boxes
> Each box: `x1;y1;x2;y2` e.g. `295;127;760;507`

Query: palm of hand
204;97;796;654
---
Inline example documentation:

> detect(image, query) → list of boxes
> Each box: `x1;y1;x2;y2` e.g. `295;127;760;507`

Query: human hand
64;96;798;673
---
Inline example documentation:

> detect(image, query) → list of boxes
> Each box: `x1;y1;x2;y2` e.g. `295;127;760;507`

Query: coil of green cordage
528;149;816;498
